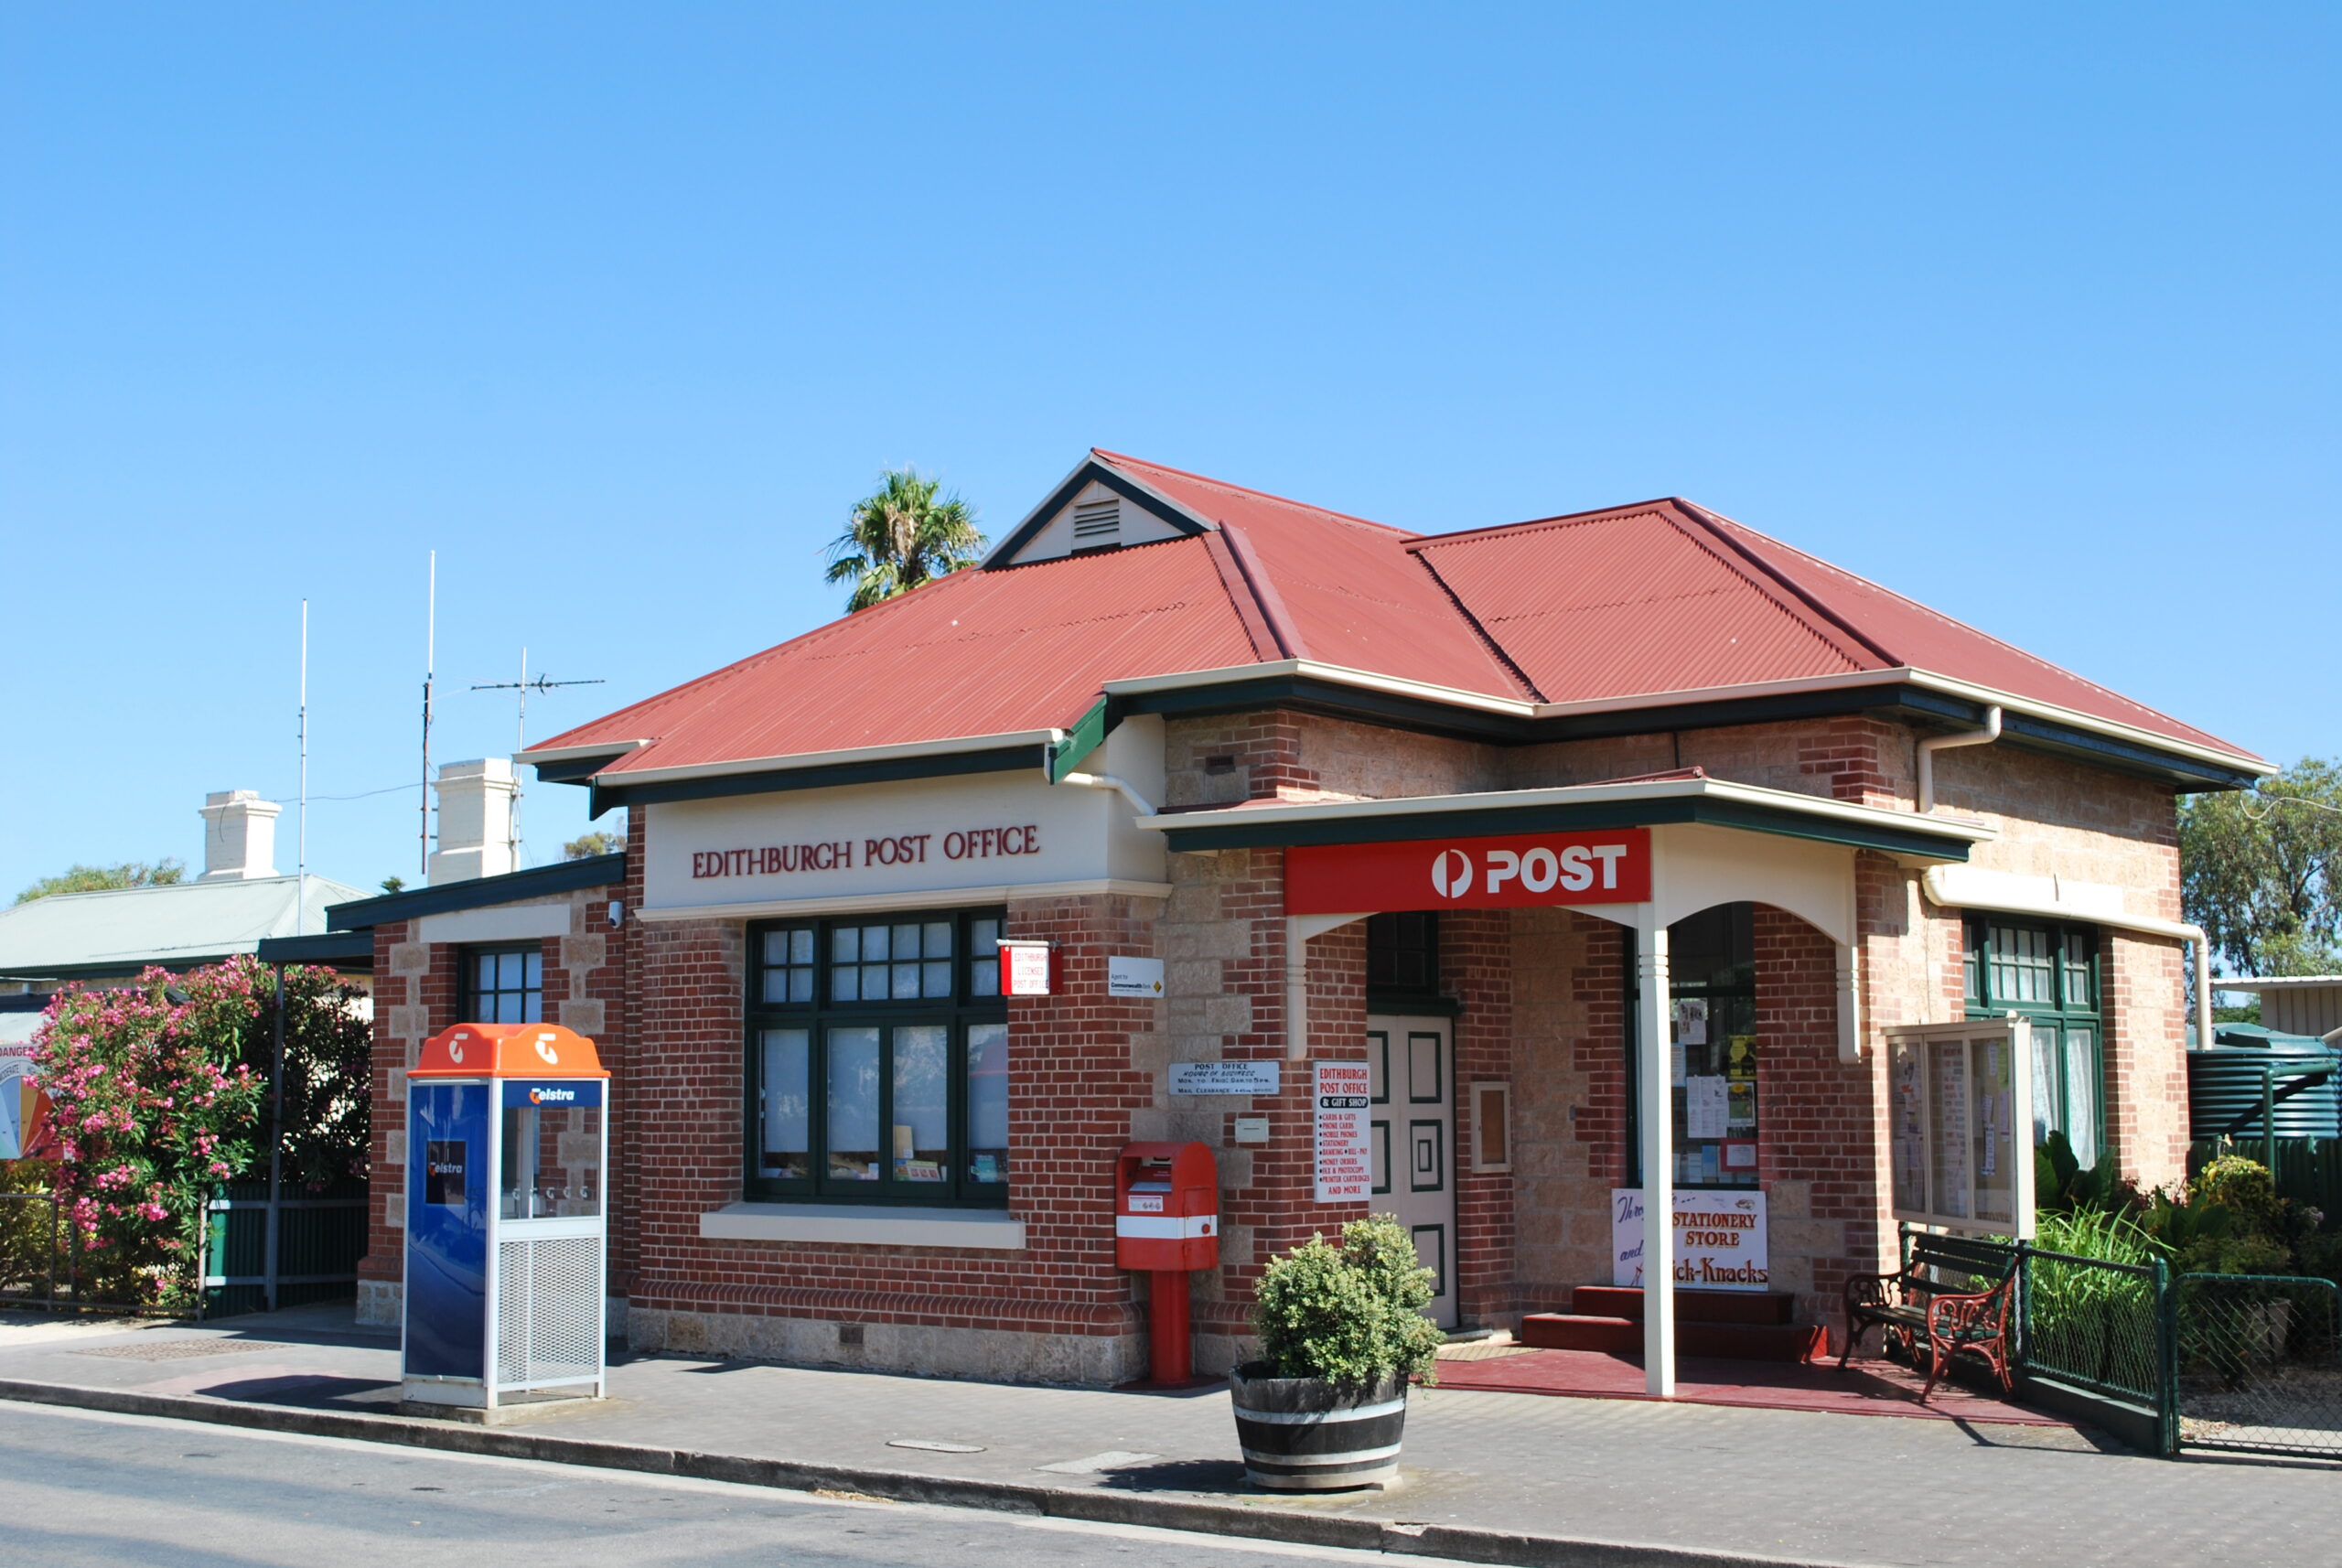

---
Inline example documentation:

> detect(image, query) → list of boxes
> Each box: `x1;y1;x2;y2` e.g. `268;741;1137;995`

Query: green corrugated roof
0;875;369;979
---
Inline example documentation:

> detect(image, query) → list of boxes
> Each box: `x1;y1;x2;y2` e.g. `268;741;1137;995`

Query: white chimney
199;790;282;880
429;758;518;886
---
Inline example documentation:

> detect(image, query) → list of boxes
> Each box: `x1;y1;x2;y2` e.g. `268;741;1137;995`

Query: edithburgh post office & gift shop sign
1610;1188;1769;1291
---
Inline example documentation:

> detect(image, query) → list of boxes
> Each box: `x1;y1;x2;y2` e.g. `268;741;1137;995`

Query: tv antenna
471;648;605;864
420;553;435;879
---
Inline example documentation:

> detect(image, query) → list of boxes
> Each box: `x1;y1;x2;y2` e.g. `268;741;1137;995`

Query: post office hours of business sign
1285;828;1651;916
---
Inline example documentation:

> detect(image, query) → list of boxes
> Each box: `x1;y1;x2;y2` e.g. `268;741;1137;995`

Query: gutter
1918;865;2213;1050
1134;773;1996;849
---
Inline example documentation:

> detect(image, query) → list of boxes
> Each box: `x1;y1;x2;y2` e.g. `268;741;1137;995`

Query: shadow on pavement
195;1373;400;1410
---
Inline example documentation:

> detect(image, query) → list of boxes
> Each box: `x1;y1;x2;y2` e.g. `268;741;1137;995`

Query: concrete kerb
0;1376;1860;1568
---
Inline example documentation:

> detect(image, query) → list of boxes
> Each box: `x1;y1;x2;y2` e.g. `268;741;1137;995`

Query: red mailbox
1115;1142;1218;1386
1114;1142;1219;1271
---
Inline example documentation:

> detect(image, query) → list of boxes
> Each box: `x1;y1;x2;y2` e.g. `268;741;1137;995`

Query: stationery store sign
1610;1187;1769;1292
1287;829;1650;916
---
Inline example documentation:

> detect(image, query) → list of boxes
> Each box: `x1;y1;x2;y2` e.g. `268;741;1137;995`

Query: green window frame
1964;918;2103;1169
745;908;1009;1207
464;944;543;1024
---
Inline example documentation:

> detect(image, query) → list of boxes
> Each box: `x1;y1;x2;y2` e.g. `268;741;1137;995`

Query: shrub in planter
1233;1216;1443;1491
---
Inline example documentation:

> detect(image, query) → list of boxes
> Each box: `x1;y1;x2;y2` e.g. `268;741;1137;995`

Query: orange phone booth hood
409;1023;610;1079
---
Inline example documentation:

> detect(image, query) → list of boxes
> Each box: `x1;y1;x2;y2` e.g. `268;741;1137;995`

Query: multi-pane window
466;946;543;1024
747;908;1007;1205
1965;918;2101;1168
1366;913;1441;997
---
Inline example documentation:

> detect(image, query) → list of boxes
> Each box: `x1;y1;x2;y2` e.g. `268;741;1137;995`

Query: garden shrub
1252;1215;1444;1388
27;956;371;1310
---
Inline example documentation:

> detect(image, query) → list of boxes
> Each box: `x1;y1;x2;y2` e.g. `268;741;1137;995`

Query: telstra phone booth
403;1022;610;1412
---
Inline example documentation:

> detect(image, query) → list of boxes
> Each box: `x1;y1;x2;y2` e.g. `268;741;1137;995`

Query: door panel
1369;1015;1456;1327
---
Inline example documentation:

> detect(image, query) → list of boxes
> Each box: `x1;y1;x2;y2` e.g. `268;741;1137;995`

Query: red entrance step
1520;1286;1824;1362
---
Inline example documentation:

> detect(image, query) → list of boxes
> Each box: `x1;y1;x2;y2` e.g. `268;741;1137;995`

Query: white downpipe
1059;771;1157;817
1917;706;2002;813
1637;914;1675;1397
1919;866;2215;1050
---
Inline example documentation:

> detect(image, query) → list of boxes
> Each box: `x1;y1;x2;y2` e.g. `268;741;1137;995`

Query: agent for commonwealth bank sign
1286;828;1651;916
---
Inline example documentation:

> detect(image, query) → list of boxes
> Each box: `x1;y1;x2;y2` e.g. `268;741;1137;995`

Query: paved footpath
2;1305;2335;1568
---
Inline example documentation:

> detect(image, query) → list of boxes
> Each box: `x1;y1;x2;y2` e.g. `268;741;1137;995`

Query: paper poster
1685;1075;1730;1140
1671;1040;1688;1087
1671;997;1708;1046
1313;1060;1372;1202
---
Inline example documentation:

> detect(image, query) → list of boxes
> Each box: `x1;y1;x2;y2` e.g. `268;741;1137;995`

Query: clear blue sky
4;5;2334;901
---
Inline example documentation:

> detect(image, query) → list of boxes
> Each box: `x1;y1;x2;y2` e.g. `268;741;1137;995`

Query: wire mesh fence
2175;1273;2342;1460
2016;1246;2169;1411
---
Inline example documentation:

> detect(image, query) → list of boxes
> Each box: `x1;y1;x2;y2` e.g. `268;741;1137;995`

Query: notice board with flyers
1885;1016;2036;1239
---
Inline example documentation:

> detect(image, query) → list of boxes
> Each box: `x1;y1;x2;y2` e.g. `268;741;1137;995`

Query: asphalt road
0;1402;1419;1568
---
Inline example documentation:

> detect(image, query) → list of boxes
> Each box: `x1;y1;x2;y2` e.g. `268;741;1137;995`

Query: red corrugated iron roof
560;532;1260;777
1410;502;1875;703
1093;452;1530;697
529;450;2258;779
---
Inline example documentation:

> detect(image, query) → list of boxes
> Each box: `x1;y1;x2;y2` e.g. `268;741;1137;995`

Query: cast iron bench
1842;1229;2018;1400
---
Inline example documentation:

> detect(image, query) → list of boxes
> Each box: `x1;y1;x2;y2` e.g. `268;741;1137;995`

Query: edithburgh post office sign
640;771;1166;914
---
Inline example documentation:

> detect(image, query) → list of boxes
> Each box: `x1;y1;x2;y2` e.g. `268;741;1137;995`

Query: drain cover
886;1438;985;1454
75;1340;274;1361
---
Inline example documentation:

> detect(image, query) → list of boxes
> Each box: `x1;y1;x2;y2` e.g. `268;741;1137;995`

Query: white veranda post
1637;914;1676;1396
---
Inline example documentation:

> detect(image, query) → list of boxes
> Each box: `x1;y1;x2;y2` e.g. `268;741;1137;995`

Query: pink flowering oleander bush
26;956;371;1310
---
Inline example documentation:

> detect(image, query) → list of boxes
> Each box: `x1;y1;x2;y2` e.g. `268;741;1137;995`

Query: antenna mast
298;597;309;931
421;553;435;878
471;649;605;865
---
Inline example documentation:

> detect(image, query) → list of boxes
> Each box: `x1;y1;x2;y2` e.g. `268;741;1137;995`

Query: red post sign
1285;828;1651;916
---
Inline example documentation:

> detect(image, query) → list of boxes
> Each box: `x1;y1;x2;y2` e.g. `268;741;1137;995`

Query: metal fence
197;1178;369;1317
1899;1220;2342;1461
2175;1273;2342;1461
2015;1245;2173;1418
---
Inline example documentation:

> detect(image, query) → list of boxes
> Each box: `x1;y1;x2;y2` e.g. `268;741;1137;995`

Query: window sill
699;1202;1025;1250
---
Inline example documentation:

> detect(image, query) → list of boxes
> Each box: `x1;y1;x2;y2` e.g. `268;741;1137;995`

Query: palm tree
824;467;987;612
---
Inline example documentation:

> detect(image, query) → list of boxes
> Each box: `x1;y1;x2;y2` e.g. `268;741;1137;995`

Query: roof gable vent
1071;498;1122;553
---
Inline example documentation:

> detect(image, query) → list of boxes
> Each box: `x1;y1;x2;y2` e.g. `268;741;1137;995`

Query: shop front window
1623;905;1762;1188
1966;918;2101;1168
746;908;1008;1205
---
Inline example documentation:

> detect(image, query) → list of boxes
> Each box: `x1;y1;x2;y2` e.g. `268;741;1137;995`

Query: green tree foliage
1251;1215;1444;1387
564;829;627;860
14;859;187;905
2181;757;2342;981
26;956;371;1308
823;467;986;612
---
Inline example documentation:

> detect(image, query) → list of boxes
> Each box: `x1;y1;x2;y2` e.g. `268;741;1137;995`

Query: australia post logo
1287;828;1651;916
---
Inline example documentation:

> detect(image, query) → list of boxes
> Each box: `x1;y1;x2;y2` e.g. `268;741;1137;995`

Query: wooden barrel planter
1228;1364;1408;1490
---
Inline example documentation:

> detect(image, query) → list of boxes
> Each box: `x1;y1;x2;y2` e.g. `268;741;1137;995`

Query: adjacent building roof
525;450;2264;800
0;875;371;982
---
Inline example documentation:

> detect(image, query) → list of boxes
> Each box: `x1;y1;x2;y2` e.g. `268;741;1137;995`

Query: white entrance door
1367;1014;1456;1328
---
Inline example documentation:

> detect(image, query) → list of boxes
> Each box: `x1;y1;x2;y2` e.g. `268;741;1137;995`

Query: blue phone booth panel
407;1081;489;1379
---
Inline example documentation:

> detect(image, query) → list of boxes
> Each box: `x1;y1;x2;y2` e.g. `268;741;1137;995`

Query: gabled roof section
982;451;1218;567
1091;453;1532;698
